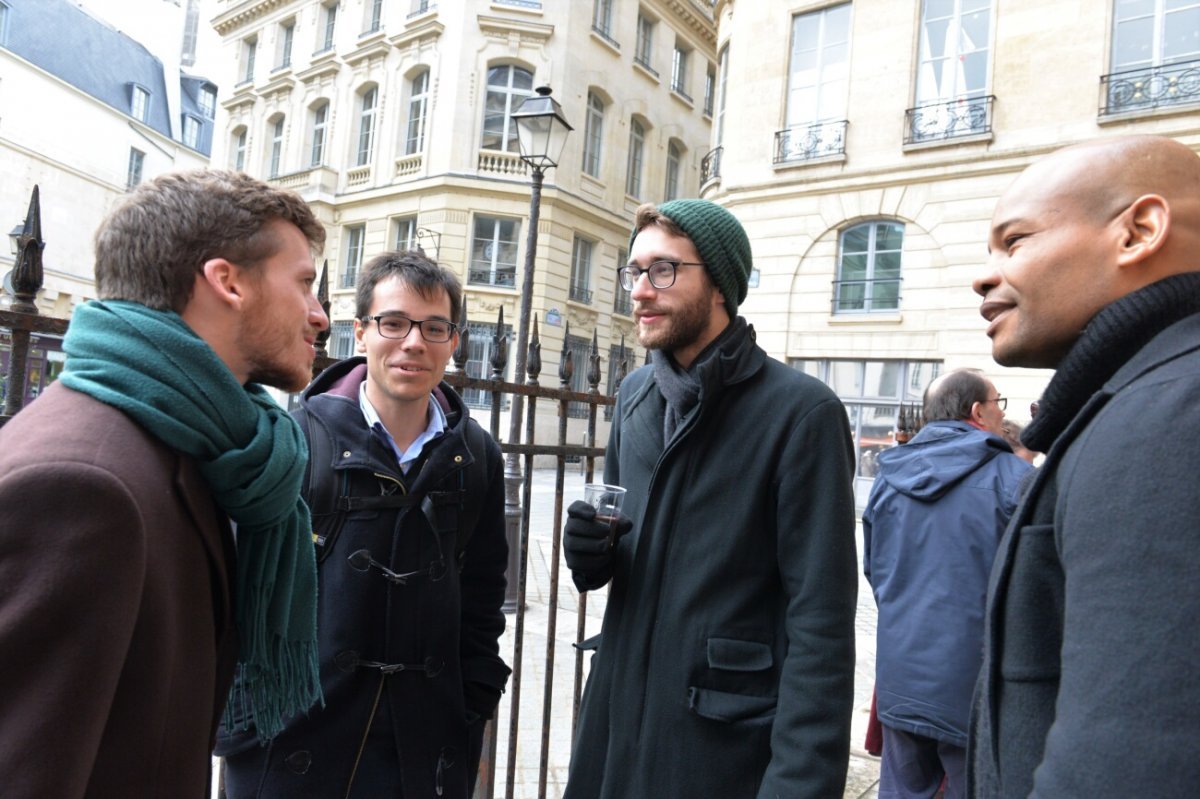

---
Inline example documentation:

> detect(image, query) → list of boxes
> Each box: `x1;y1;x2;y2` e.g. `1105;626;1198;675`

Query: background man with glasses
562;199;859;799
862;368;1030;799
219;251;510;799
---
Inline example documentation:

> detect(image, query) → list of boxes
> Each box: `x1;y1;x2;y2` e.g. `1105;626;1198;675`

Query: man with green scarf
0;170;328;798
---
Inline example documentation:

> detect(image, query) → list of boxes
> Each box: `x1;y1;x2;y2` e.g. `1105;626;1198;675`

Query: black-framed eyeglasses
984;396;1008;411
363;314;457;343
617;260;705;291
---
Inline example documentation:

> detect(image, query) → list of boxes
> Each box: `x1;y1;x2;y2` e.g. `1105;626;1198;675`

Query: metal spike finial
11;185;45;314
587;328;602;391
527;314;541;381
559;321;573;384
313;259;331;359
452;297;470;372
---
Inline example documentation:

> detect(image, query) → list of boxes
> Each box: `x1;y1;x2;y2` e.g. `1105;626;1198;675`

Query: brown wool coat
0;382;239;799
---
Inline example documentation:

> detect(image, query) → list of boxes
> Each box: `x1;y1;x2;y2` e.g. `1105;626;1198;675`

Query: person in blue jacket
863;368;1030;799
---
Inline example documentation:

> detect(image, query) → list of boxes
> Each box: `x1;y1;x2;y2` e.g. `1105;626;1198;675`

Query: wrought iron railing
590;24;619;49
903;95;995;145
469;268;517;288
773;120;848;164
568;283;593;305
613;290;632;317
1101;60;1200;116
700;145;722;186
633;54;658;78
831;277;902;314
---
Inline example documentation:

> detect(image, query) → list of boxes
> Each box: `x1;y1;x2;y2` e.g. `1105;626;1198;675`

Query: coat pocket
687;686;777;724
999;523;1064;682
706;637;773;672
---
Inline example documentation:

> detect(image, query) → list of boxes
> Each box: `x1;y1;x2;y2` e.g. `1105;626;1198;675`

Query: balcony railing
478;150;529;177
831;278;902;314
613;290;633;317
591;25;619;49
493;0;540;8
469;268;517;288
773;120;848;164
671;84;693;104
904;95;995;145
1101;60;1200;116
634;54;658;78
569;284;593;305
700;145;722;186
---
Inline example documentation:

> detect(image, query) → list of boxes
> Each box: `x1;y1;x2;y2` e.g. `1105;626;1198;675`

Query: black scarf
1024;272;1200;453
651;317;750;442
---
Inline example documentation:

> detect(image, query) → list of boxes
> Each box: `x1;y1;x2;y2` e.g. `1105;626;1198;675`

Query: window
787;4;850;127
310;102;329;166
181;0;198;66
481;65;534;152
365;0;383;33
463;321;513;408
357;86;377;166
412;0;435;15
198;86;216;118
131;85;149;122
593;0;614;37
393;216;418;251
780;4;851;161
715;46;731;148
343;225;365;289
232;128;247;171
664;140;681;201
126;148;145;191
671;42;691;98
182;115;200;148
582;91;605;177
242;38;257;83
613;247;633;316
635;13;655;72
329;320;355;358
625;118;645;198
1105;0;1200;113
570;237;593;304
793;360;940;493
703;62;716;116
277;20;294;69
268;116;285;178
470;216;520;287
406;70;430;155
835;221;904;314
319;2;337;52
565;334;592;418
909;0;992;139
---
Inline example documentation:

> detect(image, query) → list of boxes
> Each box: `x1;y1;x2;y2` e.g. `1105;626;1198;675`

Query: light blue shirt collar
358;379;446;474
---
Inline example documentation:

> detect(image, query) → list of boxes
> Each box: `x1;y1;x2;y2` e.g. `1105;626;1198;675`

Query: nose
973;253;1002;299
629;272;656;302
308;293;329;331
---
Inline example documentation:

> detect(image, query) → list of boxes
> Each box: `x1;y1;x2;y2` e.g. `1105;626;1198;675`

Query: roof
2;0;216;155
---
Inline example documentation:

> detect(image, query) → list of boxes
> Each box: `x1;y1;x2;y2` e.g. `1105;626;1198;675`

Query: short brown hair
94;169;325;312
632;203;687;240
355;250;462;324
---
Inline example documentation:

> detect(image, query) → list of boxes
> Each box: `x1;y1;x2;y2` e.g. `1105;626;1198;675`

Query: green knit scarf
59;299;321;741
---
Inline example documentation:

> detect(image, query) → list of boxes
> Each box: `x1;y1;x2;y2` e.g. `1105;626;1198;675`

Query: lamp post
502;86;572;613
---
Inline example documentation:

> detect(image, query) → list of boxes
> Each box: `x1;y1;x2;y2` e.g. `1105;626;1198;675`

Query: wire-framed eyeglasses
363;314;457;343
618;260;706;291
983;396;1008;411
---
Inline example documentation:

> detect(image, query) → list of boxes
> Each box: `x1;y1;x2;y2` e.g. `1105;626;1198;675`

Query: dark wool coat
863;421;1029;748
0;382;239;799
970;310;1200;797
565;327;859;799
219;358;509;799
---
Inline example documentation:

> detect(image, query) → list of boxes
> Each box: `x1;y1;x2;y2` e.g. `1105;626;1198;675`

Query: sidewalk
491;468;881;798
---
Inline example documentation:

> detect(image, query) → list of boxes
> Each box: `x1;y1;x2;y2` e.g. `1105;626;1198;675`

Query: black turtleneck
1024;272;1200;453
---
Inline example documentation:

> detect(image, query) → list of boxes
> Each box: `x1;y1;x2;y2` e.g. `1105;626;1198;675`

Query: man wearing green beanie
563;199;859;798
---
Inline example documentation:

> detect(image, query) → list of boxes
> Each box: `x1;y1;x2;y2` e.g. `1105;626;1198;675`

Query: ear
199;257;251;311
968;401;987;427
1115;194;1170;268
354;317;368;353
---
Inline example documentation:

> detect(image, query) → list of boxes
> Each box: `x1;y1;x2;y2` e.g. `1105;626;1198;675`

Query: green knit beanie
629;199;753;317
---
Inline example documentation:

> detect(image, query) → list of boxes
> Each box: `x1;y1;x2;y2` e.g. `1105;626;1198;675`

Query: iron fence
1;186;631;799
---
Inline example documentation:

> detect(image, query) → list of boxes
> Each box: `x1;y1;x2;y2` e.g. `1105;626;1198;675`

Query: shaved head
975;135;1200;368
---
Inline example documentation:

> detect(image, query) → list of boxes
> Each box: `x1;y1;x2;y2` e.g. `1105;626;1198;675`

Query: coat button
342;450;352;458
454;454;463;463
284;750;312;774
424;656;445;677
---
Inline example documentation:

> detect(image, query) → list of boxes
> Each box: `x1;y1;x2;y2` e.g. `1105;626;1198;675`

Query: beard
636;284;716;354
238;313;313;392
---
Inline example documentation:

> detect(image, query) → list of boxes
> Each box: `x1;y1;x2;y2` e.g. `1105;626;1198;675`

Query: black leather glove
564;499;633;576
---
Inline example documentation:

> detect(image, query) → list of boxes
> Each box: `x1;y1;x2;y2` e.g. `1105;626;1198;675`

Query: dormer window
198;86;216;118
130;85;150;122
182;115;200;148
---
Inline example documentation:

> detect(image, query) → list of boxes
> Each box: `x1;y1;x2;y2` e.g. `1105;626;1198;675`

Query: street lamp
502;86;572;612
